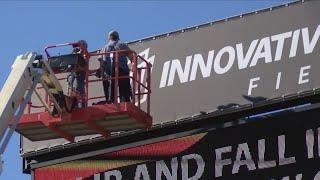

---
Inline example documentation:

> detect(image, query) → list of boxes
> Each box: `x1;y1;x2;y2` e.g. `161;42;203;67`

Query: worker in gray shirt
100;30;131;103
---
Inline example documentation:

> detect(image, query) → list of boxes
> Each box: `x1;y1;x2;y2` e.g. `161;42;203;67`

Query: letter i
159;61;171;88
276;72;282;90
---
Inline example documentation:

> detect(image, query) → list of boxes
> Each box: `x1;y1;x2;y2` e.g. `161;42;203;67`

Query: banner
127;0;320;124
34;107;320;179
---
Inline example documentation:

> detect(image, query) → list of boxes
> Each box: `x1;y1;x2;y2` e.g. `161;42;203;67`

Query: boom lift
0;42;152;173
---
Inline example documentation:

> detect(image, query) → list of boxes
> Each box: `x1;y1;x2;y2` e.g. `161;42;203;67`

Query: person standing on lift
67;40;88;108
99;30;132;103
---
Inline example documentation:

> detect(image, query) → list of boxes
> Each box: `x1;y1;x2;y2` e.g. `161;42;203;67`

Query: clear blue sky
0;1;288;179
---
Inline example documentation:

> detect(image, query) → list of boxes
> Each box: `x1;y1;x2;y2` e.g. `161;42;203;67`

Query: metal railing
27;42;152;116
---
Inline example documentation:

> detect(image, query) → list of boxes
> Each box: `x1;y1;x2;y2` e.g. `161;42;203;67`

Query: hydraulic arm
0;52;64;174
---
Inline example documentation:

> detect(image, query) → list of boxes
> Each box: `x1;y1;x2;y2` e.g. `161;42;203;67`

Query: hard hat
78;40;88;49
108;30;120;40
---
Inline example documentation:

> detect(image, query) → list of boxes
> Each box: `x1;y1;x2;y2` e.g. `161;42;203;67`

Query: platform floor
16;102;152;142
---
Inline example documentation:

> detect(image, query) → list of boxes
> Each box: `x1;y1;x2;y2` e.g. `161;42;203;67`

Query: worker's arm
117;43;134;61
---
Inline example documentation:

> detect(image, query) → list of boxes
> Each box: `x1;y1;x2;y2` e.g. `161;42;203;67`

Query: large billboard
22;0;320;153
33;106;320;180
127;0;320;124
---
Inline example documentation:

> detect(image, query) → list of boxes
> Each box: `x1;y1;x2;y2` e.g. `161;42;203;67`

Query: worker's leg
66;72;78;110
75;72;85;108
119;70;131;102
67;72;75;96
103;61;114;103
102;60;109;102
75;72;85;95
102;79;110;102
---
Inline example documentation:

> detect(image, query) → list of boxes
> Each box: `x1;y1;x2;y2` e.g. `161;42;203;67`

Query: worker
100;30;131;103
67;40;87;108
98;45;113;103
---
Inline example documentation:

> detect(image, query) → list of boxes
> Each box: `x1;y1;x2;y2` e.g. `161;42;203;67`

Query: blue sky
0;1;288;179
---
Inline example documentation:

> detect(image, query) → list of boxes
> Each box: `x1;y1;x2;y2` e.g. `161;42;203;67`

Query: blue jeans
67;71;85;108
67;71;85;95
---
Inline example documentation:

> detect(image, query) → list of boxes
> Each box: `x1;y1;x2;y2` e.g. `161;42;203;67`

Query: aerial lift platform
0;41;152;171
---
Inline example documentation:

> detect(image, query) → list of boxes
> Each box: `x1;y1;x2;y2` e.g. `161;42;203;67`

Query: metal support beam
0;73;41;174
0;74;41;155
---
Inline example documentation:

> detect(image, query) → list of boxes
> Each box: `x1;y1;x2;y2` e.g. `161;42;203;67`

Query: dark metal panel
86;105;320;179
32;101;320;179
24;91;320;171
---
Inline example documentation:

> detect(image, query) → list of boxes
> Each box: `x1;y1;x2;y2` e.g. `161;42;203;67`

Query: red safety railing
27;42;152;116
88;50;152;115
44;42;90;108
